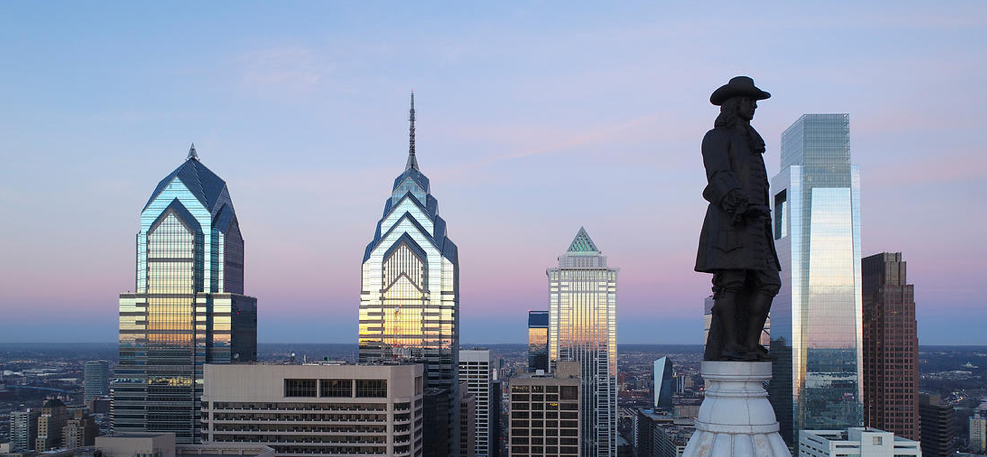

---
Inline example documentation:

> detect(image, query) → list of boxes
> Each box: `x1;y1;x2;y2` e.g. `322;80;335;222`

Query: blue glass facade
653;357;673;411
113;146;257;443
769;114;863;446
528;311;549;372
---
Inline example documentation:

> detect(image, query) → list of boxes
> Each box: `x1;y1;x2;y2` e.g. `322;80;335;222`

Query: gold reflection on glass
116;170;257;444
547;230;618;457
359;165;459;393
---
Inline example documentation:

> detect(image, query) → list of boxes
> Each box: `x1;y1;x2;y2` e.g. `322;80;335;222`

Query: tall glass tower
359;93;460;456
113;145;258;443
527;311;549;372
653;357;673;411
768;114;863;446
547;228;617;457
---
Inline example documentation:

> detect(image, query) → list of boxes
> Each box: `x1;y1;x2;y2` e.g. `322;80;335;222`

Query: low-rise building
799;428;921;457
201;363;424;457
97;432;274;457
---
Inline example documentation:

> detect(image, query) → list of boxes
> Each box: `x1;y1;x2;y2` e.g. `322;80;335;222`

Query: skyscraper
113;145;258;443
769;114;863;445
547;227;618;457
359;93;459;456
919;394;955;457
460;349;493;457
527;311;549;372
490;377;502;457
970;416;986;453
653;357;674;411
862;252;919;440
84;360;110;403
35;399;68;452
508;361;582;457
10;409;40;452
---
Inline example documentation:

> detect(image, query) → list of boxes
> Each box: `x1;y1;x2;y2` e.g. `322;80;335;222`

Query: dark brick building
862;252;920;440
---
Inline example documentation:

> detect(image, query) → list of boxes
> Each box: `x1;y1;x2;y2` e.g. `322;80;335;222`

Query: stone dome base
681;361;791;457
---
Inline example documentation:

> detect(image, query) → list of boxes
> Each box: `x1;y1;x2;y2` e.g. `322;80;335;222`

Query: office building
769;114;864;445
635;409;673;457
490;378;503;457
919;394;955;457
113;145;258;443
970;416;986;453
62;409;98;449
359;94;459;457
653;420;694;457
423;388;453;457
84;361;110;404
799;428;921;457
508;361;581;457
548;227;618;457
10;409;40;452
460;349;493;457
201;363;425;457
461;384;477;457
653;358;674;411
36;399;69;451
862;253;919;440
528;312;549;373
96;432;274;457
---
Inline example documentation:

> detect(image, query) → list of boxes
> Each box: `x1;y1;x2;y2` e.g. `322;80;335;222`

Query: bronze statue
696;76;781;362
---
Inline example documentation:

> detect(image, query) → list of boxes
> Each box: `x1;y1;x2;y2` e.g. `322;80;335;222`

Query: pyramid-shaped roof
143;146;228;212
567;227;600;254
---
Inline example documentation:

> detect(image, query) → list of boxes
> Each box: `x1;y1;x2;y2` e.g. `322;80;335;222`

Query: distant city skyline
1;2;985;344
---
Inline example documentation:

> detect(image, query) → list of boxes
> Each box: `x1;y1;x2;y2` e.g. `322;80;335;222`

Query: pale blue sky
1;2;985;343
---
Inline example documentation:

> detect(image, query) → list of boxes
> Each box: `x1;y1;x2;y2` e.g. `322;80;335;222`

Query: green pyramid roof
567;227;600;254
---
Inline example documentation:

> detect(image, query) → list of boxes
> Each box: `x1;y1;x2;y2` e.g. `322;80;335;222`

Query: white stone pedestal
681;361;791;457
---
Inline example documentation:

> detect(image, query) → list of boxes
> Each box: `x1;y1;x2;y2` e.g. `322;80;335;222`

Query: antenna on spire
187;143;198;161
406;91;418;170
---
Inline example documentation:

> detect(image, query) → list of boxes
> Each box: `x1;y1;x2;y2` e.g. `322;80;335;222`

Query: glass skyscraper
84;360;110;403
547;228;617;457
113;145;258;443
768;114;863;446
653;357;673;411
527;311;549;372
358;94;459;456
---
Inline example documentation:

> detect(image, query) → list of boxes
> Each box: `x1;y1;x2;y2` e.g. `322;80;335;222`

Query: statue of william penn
696;76;781;362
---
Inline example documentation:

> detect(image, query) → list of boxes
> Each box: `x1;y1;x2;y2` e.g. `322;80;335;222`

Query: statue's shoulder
702;127;732;145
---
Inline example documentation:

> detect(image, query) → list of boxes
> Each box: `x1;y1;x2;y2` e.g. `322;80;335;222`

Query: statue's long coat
695;124;781;273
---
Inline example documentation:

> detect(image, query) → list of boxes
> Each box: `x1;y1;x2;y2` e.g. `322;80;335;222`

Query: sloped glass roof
567;227;600;254
143;157;228;212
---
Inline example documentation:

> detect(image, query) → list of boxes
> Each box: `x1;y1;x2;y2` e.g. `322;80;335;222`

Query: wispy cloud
239;47;333;97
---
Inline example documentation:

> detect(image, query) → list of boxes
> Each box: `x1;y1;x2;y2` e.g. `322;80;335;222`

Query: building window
560;386;577;400
774;189;787;240
285;379;317;397
873;436;883;445
320;379;352;397
356;379;387;398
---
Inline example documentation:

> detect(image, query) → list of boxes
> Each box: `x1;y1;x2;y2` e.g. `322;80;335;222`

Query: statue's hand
744;205;770;220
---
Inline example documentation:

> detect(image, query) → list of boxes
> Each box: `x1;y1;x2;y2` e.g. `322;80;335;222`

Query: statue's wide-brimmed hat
710;76;770;106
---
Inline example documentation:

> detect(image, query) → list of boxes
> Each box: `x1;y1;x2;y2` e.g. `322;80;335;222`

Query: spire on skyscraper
187;143;198;161
406;91;418;171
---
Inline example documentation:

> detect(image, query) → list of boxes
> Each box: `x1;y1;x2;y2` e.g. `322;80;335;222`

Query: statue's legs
743;270;781;358
711;270;749;360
